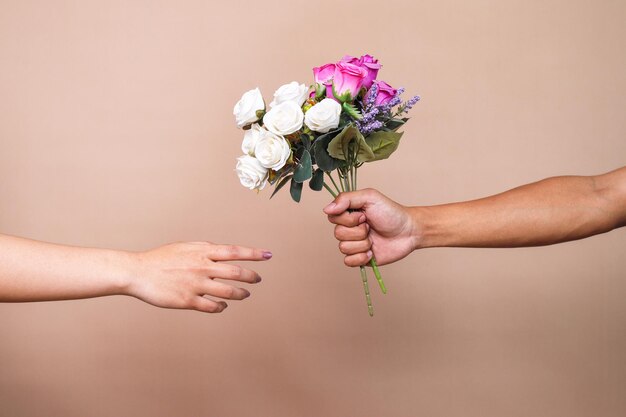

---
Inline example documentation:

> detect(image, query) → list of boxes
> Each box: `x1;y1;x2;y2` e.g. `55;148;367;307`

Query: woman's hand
126;242;271;313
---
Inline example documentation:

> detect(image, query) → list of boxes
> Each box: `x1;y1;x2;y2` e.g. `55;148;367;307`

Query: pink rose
332;62;368;102
341;55;361;65
313;63;336;85
365;80;397;106
341;54;381;89
359;54;381;89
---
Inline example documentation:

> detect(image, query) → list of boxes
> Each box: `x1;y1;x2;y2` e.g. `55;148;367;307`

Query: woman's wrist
104;249;139;297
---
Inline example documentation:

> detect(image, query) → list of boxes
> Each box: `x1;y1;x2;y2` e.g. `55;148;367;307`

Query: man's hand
323;189;418;267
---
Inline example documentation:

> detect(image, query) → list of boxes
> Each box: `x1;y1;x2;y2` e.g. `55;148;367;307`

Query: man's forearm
413;167;626;249
0;234;133;302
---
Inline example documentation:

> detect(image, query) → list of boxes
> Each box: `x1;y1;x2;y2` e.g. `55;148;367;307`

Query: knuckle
231;265;243;278
338;241;348;254
227;245;240;256
344;256;359;267
186;295;200;309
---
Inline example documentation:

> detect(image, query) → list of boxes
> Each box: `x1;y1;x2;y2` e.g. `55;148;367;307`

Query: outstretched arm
324;166;626;266
0;234;271;313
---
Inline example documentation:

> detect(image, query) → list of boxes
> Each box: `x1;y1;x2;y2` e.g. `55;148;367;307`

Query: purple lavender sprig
363;82;379;111
356;83;384;135
395;94;421;117
356;86;420;135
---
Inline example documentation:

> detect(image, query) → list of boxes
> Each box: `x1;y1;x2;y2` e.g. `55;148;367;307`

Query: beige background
1;0;625;416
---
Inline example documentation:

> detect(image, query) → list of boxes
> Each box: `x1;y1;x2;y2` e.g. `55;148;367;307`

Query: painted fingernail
255;275;262;283
243;290;251;299
262;251;273;260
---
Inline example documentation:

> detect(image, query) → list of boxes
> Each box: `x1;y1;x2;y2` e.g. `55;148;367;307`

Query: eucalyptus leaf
270;175;293;199
386;118;408;131
327;125;375;163
312;129;343;172
301;133;311;150
289;177;303;202
293;149;312;183
364;130;404;161
309;168;324;191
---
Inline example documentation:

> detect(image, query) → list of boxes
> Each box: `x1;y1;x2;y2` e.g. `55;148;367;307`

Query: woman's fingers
192;297;228;313
207;244;272;262
338;239;372;255
207;263;261;283
201;279;251;301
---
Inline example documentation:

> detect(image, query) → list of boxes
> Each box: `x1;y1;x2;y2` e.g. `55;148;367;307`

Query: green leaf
364;130;404;161
385;118;408;131
315;83;326;99
300;133;311;150
293;149;312;183
289;177;303;202
342;102;362;120
270;175;293;199
309;168;324;191
312;129;343;172
327;125;375;163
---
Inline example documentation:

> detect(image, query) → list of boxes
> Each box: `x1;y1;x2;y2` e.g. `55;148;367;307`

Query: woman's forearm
0;234;133;302
0;235;270;313
415;167;626;249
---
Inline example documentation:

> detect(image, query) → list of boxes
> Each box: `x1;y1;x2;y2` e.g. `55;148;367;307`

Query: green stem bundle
324;154;387;316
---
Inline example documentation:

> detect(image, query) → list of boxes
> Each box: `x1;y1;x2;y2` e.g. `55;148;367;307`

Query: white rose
233;88;265;128
304;98;342;133
254;131;292;170
269;81;309;108
241;123;265;156
263;101;304;136
236;155;268;190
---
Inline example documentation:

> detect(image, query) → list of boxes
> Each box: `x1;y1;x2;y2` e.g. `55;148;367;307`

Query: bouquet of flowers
233;54;419;316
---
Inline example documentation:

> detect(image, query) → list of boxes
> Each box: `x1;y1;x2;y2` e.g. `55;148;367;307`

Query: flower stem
360;265;374;317
342;171;350;192
352;165;387;296
323;182;337;198
338;170;346;192
327;172;341;195
369;257;386;294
